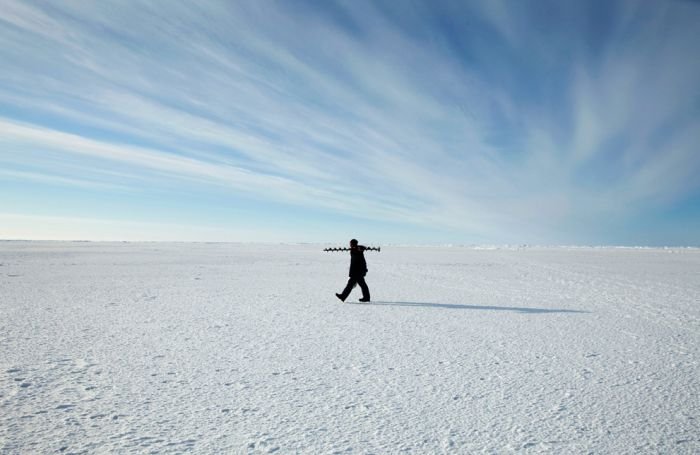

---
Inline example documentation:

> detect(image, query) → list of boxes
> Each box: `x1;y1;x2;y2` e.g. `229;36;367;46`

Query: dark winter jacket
349;245;368;277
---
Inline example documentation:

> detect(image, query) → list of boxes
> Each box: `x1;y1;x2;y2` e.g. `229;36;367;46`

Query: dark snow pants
339;276;370;301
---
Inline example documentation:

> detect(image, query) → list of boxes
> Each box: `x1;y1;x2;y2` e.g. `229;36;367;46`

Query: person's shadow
355;301;587;314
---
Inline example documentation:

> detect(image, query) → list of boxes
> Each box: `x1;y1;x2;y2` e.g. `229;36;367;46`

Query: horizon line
1;238;698;249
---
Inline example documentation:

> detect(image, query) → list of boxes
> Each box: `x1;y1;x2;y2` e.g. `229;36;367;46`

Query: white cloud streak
1;0;698;243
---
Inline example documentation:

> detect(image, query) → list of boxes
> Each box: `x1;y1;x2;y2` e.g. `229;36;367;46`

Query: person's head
349;238;358;248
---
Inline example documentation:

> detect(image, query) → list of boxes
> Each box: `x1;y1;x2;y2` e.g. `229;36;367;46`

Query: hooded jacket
349;245;368;277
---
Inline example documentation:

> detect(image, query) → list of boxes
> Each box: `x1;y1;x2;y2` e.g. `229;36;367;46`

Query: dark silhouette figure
336;239;371;302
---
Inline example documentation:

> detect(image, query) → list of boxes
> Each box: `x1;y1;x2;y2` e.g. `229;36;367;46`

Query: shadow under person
336;239;371;302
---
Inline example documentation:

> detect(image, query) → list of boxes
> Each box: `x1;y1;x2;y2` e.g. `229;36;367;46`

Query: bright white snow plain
1;242;699;454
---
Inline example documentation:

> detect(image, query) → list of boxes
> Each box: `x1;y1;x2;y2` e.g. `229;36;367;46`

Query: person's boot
335;293;345;302
359;297;370;302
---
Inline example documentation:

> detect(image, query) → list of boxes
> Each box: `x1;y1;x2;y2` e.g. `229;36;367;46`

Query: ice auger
323;246;381;252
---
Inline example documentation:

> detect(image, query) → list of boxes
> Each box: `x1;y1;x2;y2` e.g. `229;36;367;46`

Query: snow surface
1;241;699;453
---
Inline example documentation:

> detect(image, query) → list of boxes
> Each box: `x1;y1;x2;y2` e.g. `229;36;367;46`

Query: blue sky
1;0;699;245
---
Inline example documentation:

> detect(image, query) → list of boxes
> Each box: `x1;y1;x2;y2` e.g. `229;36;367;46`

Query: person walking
336;239;371;302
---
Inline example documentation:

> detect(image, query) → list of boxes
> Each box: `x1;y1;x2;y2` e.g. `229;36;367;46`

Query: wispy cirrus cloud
1;0;698;244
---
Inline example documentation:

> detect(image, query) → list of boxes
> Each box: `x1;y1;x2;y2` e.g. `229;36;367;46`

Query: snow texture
1;242;699;453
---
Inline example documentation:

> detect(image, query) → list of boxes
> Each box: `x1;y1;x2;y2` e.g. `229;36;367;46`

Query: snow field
1;242;699;453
